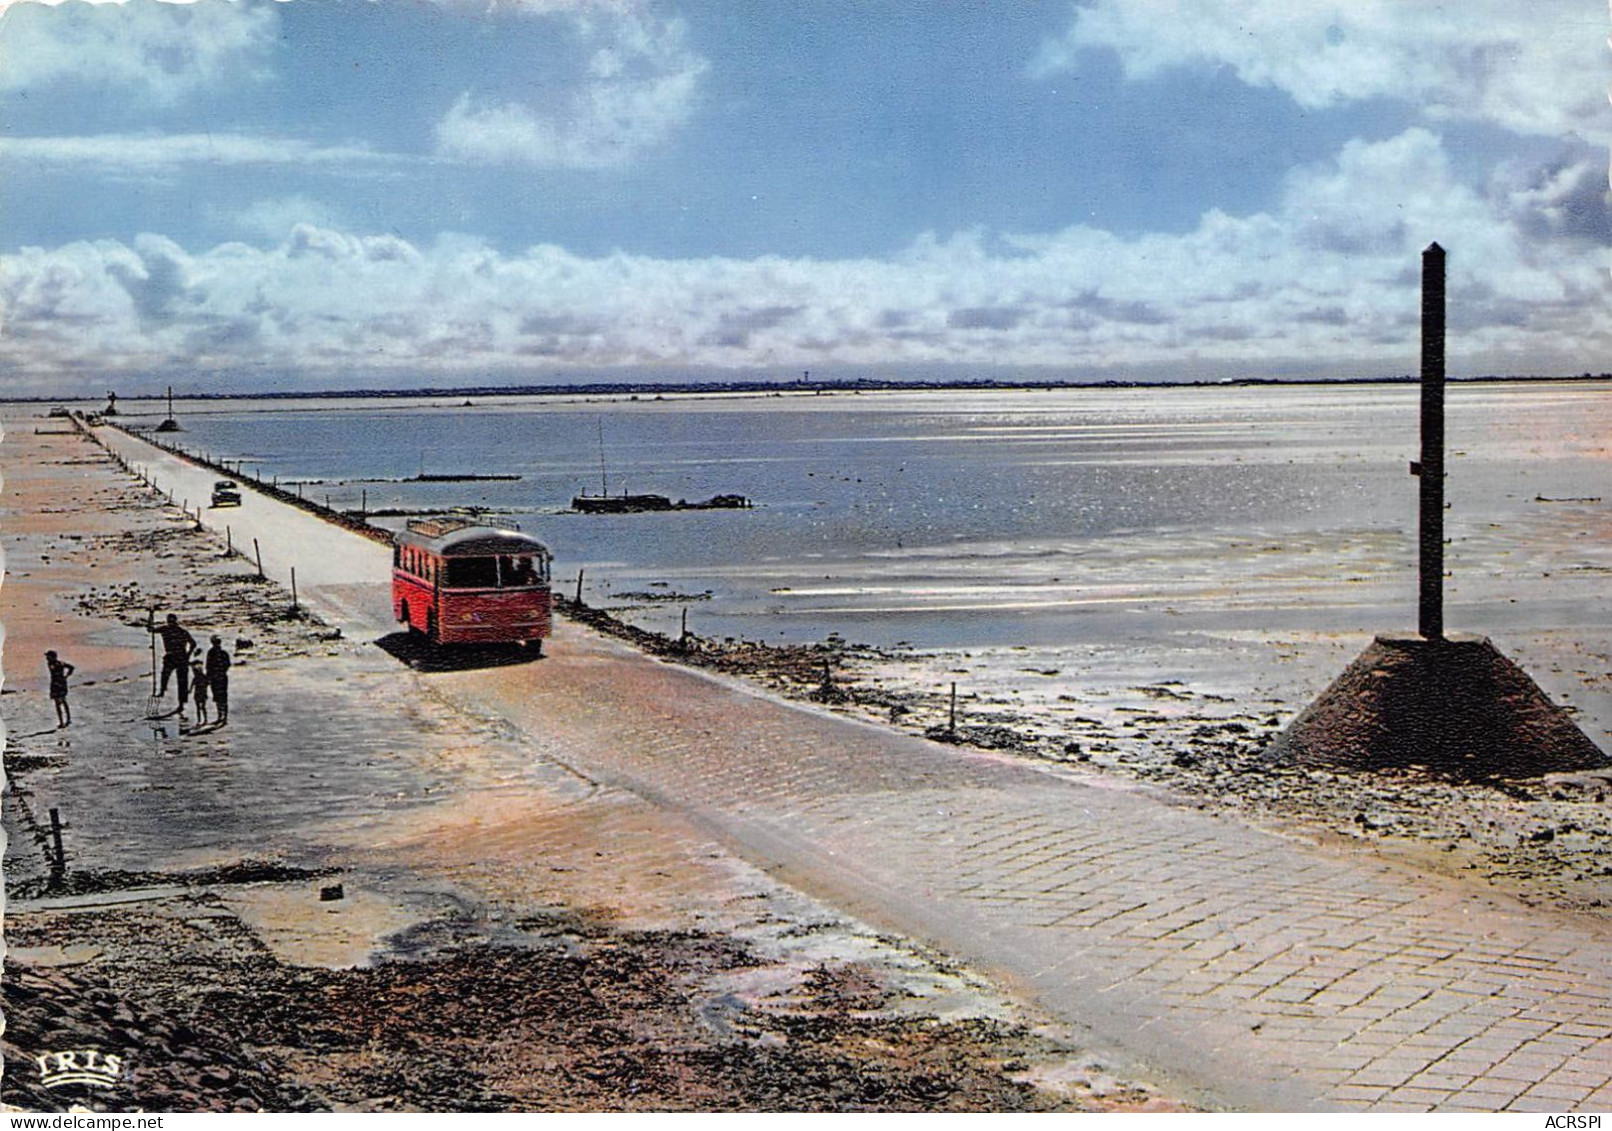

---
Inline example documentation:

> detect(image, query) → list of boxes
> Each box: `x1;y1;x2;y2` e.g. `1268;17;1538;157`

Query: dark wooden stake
48;807;66;882
253;537;264;579
290;567;299;610
949;682;958;735
575;568;585;606
1418;242;1446;640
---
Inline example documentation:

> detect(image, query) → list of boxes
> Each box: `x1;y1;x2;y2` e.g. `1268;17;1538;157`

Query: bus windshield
444;557;498;589
442;554;549;589
500;555;546;587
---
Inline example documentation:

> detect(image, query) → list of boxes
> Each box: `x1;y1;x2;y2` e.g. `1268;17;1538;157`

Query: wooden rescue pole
1418;242;1446;640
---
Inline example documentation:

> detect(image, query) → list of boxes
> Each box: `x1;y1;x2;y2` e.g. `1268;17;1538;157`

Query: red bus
393;518;554;650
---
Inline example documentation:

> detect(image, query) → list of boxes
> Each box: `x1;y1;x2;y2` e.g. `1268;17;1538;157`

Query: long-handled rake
144;607;167;720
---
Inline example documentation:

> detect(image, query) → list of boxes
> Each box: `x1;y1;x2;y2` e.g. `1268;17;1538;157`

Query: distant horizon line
8;371;1612;406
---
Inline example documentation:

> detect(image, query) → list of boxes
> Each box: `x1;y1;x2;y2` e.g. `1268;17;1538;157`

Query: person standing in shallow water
150;612;195;718
45;650;74;728
206;636;231;726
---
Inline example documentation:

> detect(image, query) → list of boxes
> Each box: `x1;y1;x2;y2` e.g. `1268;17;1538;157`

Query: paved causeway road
96;424;1612;1112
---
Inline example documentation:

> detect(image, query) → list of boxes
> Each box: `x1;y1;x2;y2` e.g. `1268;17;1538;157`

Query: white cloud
434;7;707;167
221;195;352;242
0;132;409;174
424;0;637;15
1033;0;1608;140
0;0;278;103
4;130;1607;385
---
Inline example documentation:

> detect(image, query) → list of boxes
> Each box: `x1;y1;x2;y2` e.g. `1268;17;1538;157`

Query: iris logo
35;1049;124;1089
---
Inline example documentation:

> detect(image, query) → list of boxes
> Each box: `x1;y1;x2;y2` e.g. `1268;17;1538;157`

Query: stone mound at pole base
1265;634;1608;782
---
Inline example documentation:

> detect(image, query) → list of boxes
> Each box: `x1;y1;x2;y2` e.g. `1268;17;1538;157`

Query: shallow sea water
147;381;1612;655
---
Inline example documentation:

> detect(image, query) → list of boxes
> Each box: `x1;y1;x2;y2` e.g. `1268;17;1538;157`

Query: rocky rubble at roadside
1;962;320;1112
4;899;1173;1113
72;524;341;666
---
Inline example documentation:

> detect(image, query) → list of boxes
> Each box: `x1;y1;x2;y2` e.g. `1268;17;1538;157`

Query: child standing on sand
190;659;210;726
45;650;74;728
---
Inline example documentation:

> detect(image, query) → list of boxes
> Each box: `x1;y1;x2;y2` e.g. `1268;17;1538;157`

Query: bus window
445;556;498;589
501;555;540;587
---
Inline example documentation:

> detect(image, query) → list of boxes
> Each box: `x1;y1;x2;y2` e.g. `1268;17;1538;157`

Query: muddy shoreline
3;415;1179;1113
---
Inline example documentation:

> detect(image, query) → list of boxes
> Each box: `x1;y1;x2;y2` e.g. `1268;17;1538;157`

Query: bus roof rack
397;518;550;558
406;516;479;538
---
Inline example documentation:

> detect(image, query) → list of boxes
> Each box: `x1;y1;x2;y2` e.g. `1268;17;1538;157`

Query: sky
0;0;1607;395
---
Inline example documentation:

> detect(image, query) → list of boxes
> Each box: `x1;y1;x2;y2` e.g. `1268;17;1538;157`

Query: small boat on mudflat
570;492;751;514
574;419;750;513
